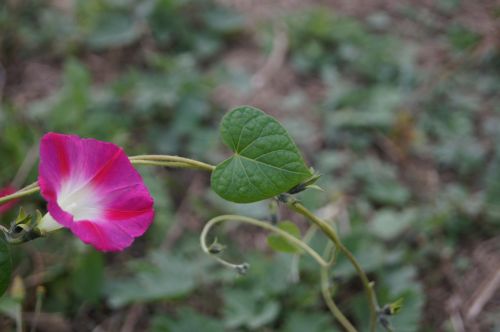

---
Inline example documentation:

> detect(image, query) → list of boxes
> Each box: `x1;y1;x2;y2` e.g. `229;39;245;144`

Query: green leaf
211;106;312;203
87;13;141;50
104;252;211;308
370;209;416;240
71;251;104;303
223;289;280;330
151;308;224;332
267;221;302;253
0;239;12;297
447;24;480;51
0;295;19;319
283;311;335;332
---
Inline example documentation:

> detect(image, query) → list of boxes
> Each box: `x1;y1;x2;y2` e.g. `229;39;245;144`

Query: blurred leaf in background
0;240;11;297
151;308;224;332
105;252;214;308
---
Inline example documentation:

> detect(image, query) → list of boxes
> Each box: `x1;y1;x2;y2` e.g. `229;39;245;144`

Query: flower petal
38;133;154;251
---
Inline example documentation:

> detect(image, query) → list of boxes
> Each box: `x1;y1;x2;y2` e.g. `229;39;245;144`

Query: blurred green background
0;0;499;331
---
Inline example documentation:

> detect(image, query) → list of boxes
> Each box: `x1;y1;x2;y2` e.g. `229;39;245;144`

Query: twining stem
30;286;45;332
321;266;357;332
19;182;39;191
306;231;357;332
286;200;380;332
290;225;318;282
0;155;215;206
200;214;331;270
320;243;357;332
130;160;193;168
0;186;40;206
15;305;22;332
201;214;357;332
129;155;215;172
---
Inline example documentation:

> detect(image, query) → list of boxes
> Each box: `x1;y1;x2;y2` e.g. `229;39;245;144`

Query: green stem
129;155;215;172
291;225;337;282
130;160;193;168
321;266;357;332
30;286;45;332
320;243;357;332
286;200;379;332
320;242;358;332
15;303;22;332
0;186;40;206
290;225;317;282
19;181;39;191
200;214;331;271
201;214;357;332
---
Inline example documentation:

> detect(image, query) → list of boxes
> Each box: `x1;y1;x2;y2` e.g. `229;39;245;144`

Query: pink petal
0;186;18;214
38;133;154;252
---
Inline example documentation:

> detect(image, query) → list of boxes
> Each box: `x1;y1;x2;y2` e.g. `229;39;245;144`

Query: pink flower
0;186;18;214
37;133;154;251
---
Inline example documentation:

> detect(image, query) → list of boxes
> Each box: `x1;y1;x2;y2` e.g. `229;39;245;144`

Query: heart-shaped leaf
211;106;312;203
0;239;12;297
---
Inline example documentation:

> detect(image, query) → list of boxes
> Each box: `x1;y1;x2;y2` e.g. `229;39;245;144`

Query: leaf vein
238;120;276;153
225;158;237;196
254;149;295;161
235;112;261;151
237;156;268;196
239;132;285;156
239;155;309;176
255;161;283;192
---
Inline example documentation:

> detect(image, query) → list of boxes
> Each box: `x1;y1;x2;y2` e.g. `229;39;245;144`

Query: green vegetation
1;0;499;331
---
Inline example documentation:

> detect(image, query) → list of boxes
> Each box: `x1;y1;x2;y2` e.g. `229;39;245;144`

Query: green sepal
287;171;322;194
5;208;43;244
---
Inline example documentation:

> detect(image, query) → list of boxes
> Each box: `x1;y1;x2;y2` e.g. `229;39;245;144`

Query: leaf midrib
235;112;261;151
236;156;268;196
233;154;309;176
238;133;286;156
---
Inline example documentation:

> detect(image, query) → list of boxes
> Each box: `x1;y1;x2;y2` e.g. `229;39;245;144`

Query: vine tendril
200;214;360;331
200;214;331;270
284;198;380;332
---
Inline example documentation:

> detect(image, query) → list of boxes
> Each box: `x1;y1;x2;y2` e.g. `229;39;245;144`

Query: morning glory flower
37;133;154;251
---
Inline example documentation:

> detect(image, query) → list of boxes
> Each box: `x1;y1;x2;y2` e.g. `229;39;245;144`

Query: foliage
105;252;215;308
1;1;500;331
267;221;303;253
0;240;11;297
